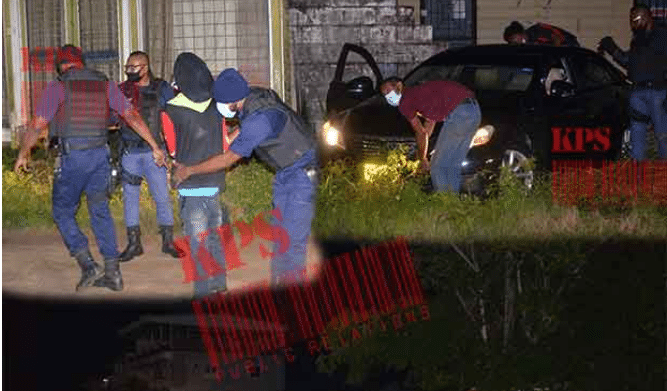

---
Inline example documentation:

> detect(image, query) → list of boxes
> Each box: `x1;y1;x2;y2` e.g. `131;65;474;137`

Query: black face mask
125;71;141;82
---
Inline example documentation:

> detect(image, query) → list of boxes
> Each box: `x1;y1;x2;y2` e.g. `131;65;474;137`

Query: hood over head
173;52;212;103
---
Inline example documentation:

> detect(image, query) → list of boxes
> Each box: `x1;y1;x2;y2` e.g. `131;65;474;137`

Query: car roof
443;43;596;57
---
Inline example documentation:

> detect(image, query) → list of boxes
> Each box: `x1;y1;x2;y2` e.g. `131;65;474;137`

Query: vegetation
3;146;667;240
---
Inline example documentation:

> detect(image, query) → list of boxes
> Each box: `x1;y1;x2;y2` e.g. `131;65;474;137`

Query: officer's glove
598;36;619;55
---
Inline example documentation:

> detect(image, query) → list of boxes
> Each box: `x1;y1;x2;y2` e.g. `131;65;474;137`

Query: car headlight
470;125;495;148
322;121;342;147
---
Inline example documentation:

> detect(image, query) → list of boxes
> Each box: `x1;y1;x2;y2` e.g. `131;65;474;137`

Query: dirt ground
2;227;323;301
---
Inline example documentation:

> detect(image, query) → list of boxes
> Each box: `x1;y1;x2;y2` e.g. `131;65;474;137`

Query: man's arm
14;116;49;173
408;115;435;163
173;150;243;184
599;36;630;68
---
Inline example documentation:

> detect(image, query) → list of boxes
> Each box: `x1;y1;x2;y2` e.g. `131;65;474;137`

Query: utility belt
50;137;107;155
122;139;151;151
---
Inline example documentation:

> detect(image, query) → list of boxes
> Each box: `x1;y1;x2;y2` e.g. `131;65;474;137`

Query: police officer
13;45;166;291
173;68;318;286
598;4;667;160
116;51;179;262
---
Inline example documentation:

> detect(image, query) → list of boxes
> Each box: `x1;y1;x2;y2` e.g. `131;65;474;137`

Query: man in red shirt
380;77;481;193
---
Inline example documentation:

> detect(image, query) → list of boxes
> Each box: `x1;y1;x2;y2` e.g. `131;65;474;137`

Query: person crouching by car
503;21;580;47
379;77;481;194
116;51;179;263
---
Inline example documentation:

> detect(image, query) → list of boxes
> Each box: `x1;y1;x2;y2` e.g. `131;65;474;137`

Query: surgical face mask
217;102;237;118
125;71;141;82
384;90;402;107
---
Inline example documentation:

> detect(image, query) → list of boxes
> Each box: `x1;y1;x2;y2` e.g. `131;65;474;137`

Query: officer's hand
152;149;167;167
598;36;617;54
172;162;192;186
13;154;30;174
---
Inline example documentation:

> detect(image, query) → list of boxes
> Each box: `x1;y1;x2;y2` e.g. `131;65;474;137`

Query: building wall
475;0;633;50
288;0;447;132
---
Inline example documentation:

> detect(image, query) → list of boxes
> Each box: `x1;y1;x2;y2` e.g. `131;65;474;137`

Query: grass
3;146;667;240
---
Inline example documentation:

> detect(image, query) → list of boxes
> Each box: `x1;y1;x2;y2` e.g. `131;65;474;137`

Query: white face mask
384;90;402;107
216;102;237;118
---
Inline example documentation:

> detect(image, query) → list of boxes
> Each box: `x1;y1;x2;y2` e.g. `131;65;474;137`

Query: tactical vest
629;29;667;87
241;87;316;171
119;79;166;147
164;100;226;191
49;68;109;139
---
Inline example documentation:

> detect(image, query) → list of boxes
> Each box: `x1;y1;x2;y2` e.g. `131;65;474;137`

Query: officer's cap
214;68;250;103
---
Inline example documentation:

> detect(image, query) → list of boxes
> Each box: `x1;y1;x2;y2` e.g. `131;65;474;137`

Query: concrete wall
288;0;447;131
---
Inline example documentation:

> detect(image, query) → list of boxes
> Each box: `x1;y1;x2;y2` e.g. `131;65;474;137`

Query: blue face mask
216;102;237;118
384;90;402;107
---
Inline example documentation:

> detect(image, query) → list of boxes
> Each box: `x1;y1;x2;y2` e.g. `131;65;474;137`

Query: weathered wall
288;0;446;131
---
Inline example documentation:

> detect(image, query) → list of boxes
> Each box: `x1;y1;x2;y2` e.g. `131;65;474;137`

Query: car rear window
405;63;536;92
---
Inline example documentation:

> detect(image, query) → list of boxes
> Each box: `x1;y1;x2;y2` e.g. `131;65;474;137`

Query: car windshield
404;63;537;92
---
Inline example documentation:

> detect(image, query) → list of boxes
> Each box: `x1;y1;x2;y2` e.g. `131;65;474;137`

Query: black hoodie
165;52;225;191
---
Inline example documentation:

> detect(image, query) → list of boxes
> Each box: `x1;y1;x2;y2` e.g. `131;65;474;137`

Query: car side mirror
345;76;375;101
550;80;576;98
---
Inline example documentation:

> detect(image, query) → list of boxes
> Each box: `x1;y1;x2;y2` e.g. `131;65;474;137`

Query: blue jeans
270;161;317;284
121;149;174;227
430;98;482;192
179;195;228;297
52;145;119;260
628;88;667;160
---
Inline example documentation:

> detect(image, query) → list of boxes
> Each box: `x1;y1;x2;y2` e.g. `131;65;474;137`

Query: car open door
545;53;626;166
325;43;384;116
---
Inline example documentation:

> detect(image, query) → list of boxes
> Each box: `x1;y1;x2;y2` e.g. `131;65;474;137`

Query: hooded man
161;52;228;298
173;68;318;286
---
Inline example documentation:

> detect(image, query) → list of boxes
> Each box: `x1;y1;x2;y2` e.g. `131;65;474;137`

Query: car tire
500;145;535;191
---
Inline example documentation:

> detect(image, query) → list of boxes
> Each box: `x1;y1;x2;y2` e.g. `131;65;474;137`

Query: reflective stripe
178;188;219;197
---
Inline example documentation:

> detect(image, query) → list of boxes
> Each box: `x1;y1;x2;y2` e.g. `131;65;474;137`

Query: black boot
93;258;124;291
159;225;180;258
119;226;143;263
74;249;104;291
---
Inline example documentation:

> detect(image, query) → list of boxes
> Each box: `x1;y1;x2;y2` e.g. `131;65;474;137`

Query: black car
320;43;632;194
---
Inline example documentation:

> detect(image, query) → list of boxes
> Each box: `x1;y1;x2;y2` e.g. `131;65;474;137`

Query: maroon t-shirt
398;80;474;122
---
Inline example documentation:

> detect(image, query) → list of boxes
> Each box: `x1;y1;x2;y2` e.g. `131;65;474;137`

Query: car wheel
501;147;534;190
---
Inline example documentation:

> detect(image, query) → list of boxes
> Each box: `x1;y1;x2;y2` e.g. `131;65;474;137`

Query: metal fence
78;0;120;81
423;0;475;46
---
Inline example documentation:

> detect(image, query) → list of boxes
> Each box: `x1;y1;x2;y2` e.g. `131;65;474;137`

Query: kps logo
551;126;611;153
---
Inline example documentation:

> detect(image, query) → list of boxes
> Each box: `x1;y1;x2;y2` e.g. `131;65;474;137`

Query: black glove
598;36;619;55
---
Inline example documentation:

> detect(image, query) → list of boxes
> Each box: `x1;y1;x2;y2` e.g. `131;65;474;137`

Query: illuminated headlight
470;125;495;148
322;121;341;146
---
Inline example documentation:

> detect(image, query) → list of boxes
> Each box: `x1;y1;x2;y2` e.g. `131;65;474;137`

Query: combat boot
119;226;143;262
93;258;124;291
74;249;104;291
159;225;180;258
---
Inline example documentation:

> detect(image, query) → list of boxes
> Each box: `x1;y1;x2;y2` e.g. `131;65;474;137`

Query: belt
124;139;150;150
634;80;667;89
57;138;107;154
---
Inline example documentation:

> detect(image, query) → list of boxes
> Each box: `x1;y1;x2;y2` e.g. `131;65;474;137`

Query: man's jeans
179;195;227;297
52;145;119;260
121;149;174;227
270;166;316;285
628;88;667;160
430;98;482;192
